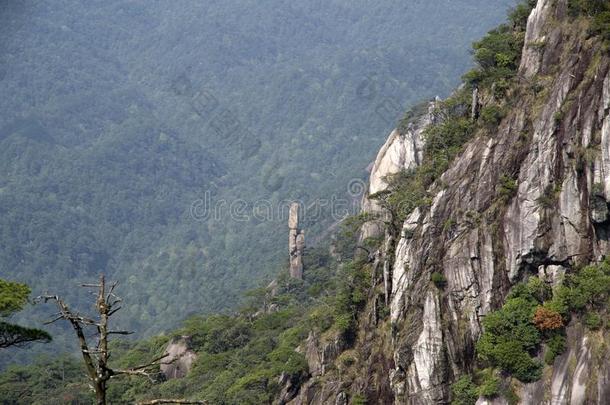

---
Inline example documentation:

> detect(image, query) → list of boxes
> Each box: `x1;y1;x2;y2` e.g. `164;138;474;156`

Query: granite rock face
283;1;610;403
160;336;197;380
360;102;436;239
386;1;610;402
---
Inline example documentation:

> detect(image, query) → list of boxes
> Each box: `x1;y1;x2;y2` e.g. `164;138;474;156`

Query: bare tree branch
36;275;177;405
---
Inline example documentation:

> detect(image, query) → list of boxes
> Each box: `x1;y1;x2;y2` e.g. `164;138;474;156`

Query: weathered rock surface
289;202;305;279
160;336;197;380
360;102;435;239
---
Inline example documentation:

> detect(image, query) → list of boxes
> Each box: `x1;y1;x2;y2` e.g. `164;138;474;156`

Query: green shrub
476;368;500;398
554;110;565;125
333;260;370;339
592;182;605;196
377;95;476;225
543;287;570;317
338;351;357;368
452;375;478;405
508;1;537;31
544;334;566;365
569;0;609;16
565;259;610;312
351;393;368;405
493;78;511;99
488;341;542;382
526;276;552;302
431;272;447;289
590;12;610;43
584;312;602;330
497;174;518;202
536;184;557;209
463;20;525;89
480;105;506;127
477;284;543;382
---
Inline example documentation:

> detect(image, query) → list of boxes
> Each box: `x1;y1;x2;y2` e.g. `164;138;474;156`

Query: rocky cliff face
160;336;198;380
360;103;435;240
286;1;610;404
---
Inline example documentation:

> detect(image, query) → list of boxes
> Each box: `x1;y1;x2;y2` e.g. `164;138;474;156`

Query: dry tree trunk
38;275;171;405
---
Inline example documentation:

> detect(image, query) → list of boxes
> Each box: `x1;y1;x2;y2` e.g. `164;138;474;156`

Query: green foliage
0;322;52;349
333;259;370;339
334;214;371;261
463;9;530;89
554;110;565;125
569;0;609;16
381;4;534;228
548;259;610;332
182;315;252;354
0;279;30;316
0;355;89;404
526;276;552;302
476;368;501;398
397;100;433;135
536;184;558;209
478;261;610;383
584;313;602;330
508;1;538;31
544;334;566;365
497;174;518;203
480;105;507;128
590;12;610;43
351;393;368;405
477;283;543;382
564;259;610;312
0;279;51;349
0;235;349;403
378;91;476;225
452;375;478;405
431;272;448;289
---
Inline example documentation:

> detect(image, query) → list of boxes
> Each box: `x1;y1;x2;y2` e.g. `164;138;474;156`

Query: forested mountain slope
0;0;514;363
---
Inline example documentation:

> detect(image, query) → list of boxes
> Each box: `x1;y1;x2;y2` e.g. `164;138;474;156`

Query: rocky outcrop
360;102;436;239
289;202;305;279
160;336;197;380
519;0;556;79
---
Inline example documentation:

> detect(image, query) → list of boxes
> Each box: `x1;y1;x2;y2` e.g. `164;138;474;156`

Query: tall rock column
288;202;305;279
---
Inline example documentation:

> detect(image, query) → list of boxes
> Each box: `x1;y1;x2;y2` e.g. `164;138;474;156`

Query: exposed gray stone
289;202;305;279
160;336;197;380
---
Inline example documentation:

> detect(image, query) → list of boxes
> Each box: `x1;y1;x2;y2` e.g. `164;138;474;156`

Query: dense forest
0;0;514;367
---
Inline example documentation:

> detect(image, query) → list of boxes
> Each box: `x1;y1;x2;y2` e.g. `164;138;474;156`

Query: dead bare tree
37;275;169;405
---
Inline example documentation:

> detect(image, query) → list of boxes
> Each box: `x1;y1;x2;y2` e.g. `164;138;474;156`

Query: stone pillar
471;87;479;121
288;202;304;279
